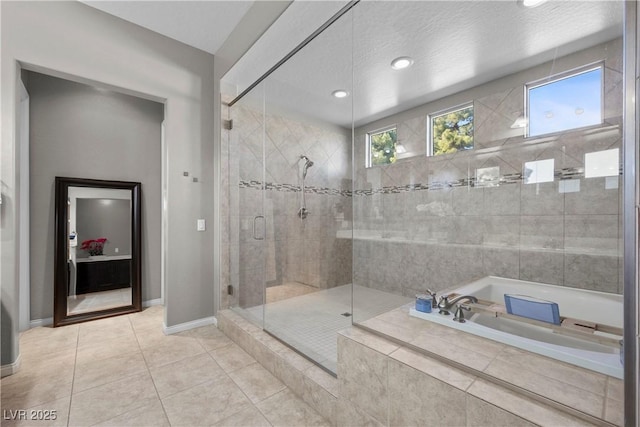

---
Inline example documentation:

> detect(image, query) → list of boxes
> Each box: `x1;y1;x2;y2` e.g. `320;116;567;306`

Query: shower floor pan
240;283;411;373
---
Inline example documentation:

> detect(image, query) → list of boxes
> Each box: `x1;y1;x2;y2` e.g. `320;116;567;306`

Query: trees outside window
368;127;397;166
429;105;474;156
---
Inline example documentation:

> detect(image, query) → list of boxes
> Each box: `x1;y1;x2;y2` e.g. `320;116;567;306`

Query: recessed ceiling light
331;89;349;98
391;56;414;70
519;0;548;8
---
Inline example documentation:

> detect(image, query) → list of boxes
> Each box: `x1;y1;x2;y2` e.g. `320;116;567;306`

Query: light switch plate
197;219;206;231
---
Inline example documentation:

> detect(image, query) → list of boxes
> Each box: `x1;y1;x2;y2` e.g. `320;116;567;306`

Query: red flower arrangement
81;238;107;256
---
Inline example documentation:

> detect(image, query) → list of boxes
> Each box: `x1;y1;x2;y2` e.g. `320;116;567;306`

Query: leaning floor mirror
54;177;142;326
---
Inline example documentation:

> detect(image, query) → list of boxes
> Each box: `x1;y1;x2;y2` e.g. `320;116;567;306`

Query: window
526;65;603;138
428;104;474;156
367;127;397;167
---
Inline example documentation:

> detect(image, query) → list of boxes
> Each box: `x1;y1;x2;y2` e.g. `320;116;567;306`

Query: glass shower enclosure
225;8;356;373
222;10;635;423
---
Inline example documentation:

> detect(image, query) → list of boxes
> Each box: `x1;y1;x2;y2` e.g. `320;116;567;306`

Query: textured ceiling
227;0;623;128
82;1;254;55
222;1;349;98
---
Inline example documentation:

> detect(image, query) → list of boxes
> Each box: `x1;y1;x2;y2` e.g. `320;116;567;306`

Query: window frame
366;125;398;168
427;102;475;157
525;62;604;139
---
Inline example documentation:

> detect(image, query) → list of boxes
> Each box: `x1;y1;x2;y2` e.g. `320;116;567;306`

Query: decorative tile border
239;167;618;197
239;180;351;196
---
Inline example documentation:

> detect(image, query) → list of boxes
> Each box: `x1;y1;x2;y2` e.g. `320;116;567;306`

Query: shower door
259;8;355;374
227;6;355;374
228;82;268;329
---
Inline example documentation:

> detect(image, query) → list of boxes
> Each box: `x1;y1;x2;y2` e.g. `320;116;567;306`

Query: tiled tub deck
218;306;624;426
348;304;623;427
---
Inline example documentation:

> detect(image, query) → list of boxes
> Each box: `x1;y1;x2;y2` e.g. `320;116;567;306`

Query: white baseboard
1;354;21;378
27;301;162;328
30;317;53;328
143;298;164;308
163;316;217;335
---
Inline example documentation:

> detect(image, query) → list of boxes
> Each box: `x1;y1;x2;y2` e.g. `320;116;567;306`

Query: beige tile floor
0;306;330;427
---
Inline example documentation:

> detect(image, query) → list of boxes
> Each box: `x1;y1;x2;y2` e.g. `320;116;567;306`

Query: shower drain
341;312;352;317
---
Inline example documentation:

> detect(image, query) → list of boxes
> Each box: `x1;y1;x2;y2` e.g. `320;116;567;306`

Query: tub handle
425;288;438;308
453;304;471;323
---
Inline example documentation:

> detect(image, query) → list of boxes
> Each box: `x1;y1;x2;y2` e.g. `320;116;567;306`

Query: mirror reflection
54;177;141;326
67;187;132;315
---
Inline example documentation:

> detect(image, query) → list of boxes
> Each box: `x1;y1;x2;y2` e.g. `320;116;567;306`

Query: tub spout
437;295;478;315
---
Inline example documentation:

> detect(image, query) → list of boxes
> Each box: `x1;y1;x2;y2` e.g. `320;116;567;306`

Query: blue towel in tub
504;294;561;325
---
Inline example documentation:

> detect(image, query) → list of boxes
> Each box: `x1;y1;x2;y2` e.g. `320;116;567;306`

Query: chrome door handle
253;215;265;240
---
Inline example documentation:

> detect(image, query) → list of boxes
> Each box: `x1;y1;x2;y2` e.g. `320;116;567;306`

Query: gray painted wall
1;0;217;370
26;71;162;318
1;0;287;368
76;198;132;258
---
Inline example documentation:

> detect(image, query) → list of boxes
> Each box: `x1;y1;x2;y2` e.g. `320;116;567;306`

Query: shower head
300;155;314;178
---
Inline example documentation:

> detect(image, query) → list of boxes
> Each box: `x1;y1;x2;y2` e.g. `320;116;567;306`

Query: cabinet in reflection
74;258;131;294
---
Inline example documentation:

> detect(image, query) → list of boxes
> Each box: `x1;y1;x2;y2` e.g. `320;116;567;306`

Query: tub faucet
437;295;478;315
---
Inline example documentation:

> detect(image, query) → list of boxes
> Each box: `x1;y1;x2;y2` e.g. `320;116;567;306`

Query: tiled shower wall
224;100;352;309
352;39;623;301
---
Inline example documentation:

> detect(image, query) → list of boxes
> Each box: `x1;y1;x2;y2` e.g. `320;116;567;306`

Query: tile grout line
71;320;148;394
603;376;611;420
202;336;278;426
74;316;160;426
226;360;287;406
64;326;81;426
129;313;173;426
220;366;271;424
133;320;242;424
145;346;227;401
253;389;288;427
203;329;298;425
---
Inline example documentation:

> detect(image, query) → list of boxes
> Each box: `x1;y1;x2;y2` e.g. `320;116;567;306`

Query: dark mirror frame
53;176;142;327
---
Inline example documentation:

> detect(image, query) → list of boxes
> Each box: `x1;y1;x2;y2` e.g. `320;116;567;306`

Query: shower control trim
298;207;309;219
